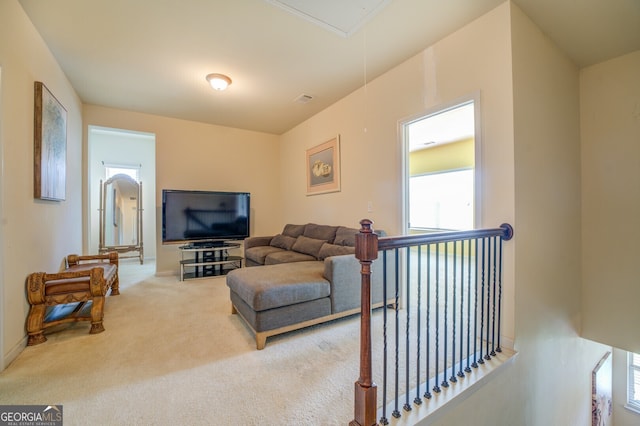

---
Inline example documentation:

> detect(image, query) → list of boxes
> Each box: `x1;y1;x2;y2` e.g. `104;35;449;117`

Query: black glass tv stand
178;242;243;281
184;240;226;249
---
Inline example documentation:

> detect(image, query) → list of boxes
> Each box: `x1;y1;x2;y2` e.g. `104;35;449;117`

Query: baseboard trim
2;335;28;372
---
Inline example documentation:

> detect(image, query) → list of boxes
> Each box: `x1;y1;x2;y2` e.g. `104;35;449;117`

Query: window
105;165;139;182
628;352;640;413
403;99;477;234
409;168;474;231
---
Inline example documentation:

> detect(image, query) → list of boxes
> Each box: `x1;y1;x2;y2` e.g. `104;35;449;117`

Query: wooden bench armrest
27;268;110;305
67;252;118;268
39;268;103;282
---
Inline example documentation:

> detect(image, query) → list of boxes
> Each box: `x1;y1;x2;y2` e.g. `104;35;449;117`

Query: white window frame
400;92;482;236
627;352;640;414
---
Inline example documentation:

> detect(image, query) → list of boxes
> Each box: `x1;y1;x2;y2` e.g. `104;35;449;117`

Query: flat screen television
162;189;250;245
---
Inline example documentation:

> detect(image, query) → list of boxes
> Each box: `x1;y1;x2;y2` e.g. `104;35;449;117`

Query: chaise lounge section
227;223;390;349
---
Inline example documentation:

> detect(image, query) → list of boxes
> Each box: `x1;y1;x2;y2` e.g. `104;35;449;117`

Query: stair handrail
350;219;514;426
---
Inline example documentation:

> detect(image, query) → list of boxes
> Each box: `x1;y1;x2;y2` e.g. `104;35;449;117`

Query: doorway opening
402;97;480;234
88;126;156;269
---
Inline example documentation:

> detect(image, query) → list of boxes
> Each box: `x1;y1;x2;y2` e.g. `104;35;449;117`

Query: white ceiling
18;0;640;135
265;0;393;37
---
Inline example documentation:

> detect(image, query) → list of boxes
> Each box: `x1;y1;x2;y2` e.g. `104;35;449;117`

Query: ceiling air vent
294;94;314;104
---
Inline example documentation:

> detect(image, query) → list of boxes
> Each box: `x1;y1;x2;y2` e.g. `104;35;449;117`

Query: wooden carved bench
26;252;119;346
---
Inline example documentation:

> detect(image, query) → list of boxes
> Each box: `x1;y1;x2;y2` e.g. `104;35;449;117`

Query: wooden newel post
350;219;379;426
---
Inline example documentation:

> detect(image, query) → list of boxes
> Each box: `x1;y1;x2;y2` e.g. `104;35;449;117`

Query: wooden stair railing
350;219;379;426
351;219;514;426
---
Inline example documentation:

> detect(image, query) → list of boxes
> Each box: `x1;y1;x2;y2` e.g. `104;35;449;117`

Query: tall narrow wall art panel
34;81;66;201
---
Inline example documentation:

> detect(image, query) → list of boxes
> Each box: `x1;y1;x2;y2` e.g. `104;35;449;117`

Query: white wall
581;48;640;426
401;3;614;424
0;0;84;368
277;2;612;424
280;0;517;357
508;3;610;424
87;126;156;260
82;105;282;275
580;50;640;354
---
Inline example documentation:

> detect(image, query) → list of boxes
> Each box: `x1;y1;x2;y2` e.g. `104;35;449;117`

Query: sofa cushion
264;250;316;265
333;226;360;246
269;234;296;250
245;246;286;265
226;261;329;311
303;223;338;242
282;224;306;238
291;235;327;258
318;243;356;260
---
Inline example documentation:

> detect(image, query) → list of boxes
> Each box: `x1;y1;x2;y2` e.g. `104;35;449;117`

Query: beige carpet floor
1;260;365;425
1;258;511;425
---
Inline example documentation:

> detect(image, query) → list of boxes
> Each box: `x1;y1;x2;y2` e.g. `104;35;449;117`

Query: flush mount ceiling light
206;73;232;91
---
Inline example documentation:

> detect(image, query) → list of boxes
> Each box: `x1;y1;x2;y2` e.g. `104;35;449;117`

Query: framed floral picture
34;81;67;201
306;135;340;195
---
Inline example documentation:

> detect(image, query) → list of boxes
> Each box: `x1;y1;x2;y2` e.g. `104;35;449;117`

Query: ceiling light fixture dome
206;73;232;91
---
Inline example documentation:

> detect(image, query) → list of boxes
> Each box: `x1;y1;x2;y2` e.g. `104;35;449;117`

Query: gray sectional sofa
226;223;391;349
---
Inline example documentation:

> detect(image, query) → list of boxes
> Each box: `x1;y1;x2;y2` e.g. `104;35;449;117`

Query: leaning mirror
99;174;143;264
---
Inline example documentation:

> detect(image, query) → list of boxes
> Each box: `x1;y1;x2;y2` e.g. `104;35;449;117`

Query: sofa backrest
281;223;339;243
302;223;338;242
333;226;360;246
281;223;306;238
281;223;384;247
